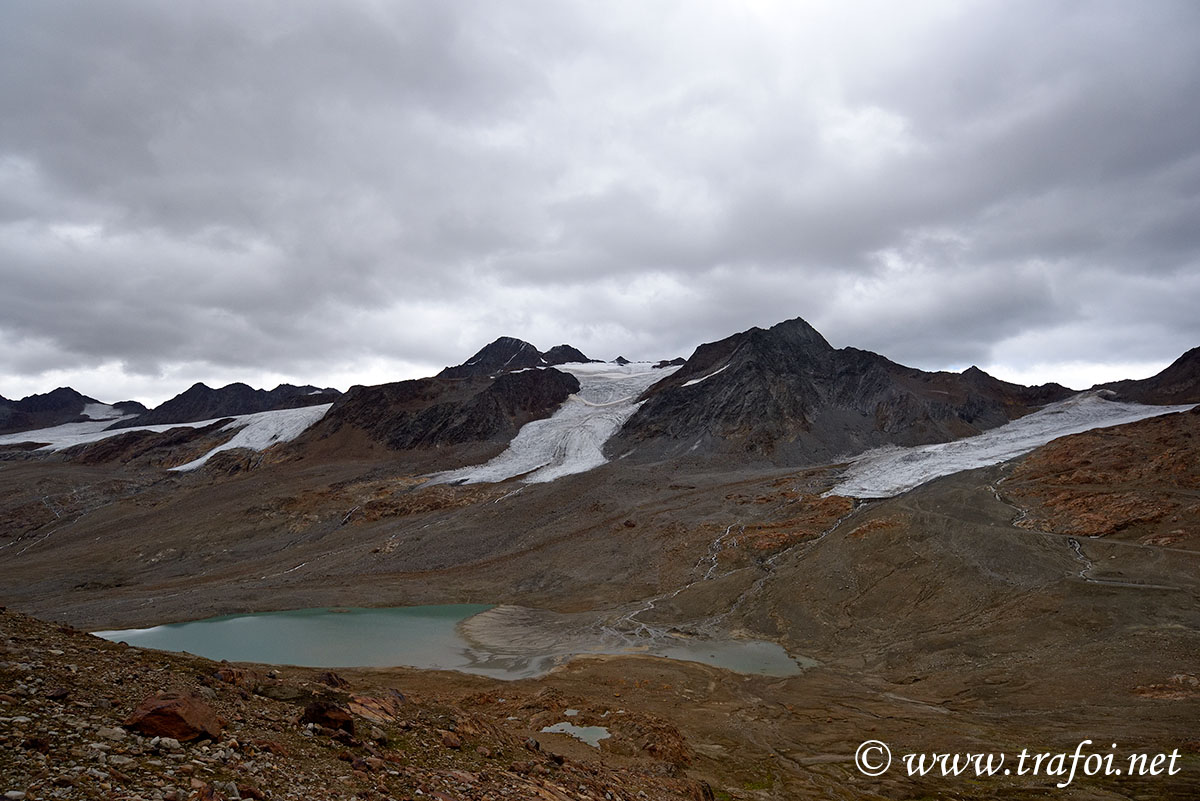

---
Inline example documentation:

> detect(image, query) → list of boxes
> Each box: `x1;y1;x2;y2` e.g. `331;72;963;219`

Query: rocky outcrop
614;317;1074;465
438;338;593;378
109;382;339;429
1096;346;1200;404
312;368;580;450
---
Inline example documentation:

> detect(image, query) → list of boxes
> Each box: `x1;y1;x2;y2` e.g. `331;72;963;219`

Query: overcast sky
2;0;1199;406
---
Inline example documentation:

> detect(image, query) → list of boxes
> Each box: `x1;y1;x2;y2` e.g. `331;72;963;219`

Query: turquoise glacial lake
94;604;806;680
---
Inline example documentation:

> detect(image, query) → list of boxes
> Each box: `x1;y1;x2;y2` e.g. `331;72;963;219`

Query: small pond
94;604;808;680
541;722;611;747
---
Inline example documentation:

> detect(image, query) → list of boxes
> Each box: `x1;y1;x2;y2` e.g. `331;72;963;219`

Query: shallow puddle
541;722;611;747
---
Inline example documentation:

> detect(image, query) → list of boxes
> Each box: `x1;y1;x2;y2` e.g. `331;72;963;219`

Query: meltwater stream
93;604;806;680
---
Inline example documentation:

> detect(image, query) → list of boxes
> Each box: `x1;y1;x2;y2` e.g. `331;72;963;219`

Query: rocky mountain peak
439;338;593;379
438;338;542;378
616;316;1076;465
759;316;834;352
14;386;98;412
1097;345;1200;403
107;381;340;430
542;344;592;365
0;386;103;435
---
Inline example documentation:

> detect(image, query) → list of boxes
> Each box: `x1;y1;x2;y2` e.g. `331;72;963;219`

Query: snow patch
169;404;333;471
81;403;125;420
682;363;729;387
829;392;1196;498
430;362;677;484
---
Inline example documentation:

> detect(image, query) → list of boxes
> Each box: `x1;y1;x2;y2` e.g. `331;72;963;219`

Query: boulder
213;666;260;689
348;690;405;724
301;699;354;735
314;670;349;688
124;692;223;741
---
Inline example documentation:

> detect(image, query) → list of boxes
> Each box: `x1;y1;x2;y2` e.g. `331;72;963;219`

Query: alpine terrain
2;317;1198;801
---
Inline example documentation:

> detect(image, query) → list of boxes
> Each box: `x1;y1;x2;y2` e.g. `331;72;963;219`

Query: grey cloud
0;0;1198;403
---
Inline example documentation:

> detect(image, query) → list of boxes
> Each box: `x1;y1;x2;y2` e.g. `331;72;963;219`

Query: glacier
0;404;332;470
431;361;678;485
829;392;1196;498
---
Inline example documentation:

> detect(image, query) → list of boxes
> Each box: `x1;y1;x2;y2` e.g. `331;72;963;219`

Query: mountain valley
2;318;1199;800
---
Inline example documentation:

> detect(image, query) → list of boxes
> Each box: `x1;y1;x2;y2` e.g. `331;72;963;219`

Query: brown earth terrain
2;409;1199;798
1003;406;1200;547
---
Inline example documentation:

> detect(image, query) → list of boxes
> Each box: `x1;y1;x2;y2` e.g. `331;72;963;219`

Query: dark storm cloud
1;0;1198;403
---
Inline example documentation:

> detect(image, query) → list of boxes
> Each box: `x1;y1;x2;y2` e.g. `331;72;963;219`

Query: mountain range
6;315;1193;473
105;381;340;430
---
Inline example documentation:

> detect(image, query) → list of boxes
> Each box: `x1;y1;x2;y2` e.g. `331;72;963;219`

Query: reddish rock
214;666;260;689
301;699;355;735
314;670;349;688
187;782;226;800
252;739;289;757
124;692;223;741
439;729;463;749
348;690;405;724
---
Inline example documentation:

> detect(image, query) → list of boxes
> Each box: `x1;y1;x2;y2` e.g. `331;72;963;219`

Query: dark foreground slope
613;317;1072;464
